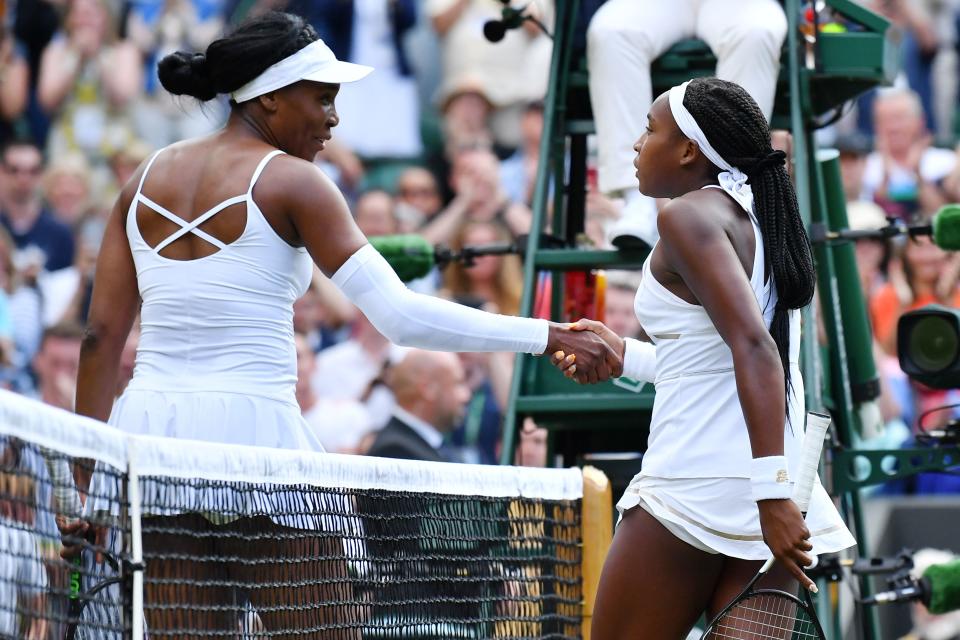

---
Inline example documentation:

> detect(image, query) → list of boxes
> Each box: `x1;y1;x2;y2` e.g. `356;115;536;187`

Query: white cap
231;39;373;103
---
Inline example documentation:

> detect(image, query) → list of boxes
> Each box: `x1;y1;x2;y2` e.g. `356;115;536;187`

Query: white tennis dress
108;148;321;452
617;185;856;560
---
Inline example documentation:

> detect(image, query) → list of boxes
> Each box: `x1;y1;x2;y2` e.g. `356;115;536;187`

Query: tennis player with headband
553;77;856;638
64;11;617;635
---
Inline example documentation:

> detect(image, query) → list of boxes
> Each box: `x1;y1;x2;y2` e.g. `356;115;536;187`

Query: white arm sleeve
621;338;656;382
332;244;549;354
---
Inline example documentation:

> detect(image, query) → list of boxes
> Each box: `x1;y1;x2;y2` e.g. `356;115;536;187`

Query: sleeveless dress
616;185;856;560
107;147;320;452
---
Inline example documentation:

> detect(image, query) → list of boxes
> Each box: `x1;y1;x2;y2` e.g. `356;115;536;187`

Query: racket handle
792;412;831;513
759;556;776;574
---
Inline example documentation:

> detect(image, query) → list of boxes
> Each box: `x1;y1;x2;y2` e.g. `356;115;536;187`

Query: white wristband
750;455;792;501
621;338;656;382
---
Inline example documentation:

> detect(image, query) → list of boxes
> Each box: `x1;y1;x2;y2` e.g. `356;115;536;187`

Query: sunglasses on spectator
3;164;43;176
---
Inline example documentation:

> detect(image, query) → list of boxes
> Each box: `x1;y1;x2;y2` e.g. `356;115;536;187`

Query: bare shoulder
656;191;727;249
256;154;347;213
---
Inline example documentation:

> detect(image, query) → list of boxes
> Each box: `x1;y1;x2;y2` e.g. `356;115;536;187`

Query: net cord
130;432;583;501
0;389;126;469
0;388;581;502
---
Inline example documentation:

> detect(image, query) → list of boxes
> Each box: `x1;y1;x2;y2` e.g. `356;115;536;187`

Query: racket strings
708;593;820;639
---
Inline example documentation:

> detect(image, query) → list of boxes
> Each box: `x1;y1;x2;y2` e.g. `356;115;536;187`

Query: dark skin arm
76;170;142;424
63;165;142;557
262;156;620;379
656;198;814;589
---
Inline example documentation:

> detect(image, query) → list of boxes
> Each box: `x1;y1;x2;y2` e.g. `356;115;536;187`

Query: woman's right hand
757;499;817;592
551;318;625;382
57;516;90;560
545;321;622;383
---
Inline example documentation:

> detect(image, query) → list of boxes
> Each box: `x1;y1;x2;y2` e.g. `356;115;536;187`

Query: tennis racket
39;446;123;640
699;411;832;640
38;445;87;637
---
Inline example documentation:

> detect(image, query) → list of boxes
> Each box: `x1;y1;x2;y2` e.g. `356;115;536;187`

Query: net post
579;466;612;639
127;439;144;640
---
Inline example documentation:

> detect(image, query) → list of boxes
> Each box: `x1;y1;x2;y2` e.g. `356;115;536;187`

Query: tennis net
0;389;588;639
0;390;131;640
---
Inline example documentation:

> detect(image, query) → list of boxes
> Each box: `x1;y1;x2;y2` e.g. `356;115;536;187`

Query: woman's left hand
757;498;816;592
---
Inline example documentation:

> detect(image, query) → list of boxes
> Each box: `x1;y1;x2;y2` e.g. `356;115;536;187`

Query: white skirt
616;473;856;560
88;388;346;530
109;388;325;451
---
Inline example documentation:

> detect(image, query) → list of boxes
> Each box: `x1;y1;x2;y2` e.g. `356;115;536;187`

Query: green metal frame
833;447;960;490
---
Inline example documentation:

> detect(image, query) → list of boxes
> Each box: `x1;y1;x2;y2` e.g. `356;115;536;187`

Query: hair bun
158;51;218;102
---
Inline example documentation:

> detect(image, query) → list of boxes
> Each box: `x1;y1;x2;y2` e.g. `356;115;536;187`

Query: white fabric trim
668;81;754;215
129;433;582;500
620;338;656;383
332;244;549;354
231;39;373;103
0;389;127;471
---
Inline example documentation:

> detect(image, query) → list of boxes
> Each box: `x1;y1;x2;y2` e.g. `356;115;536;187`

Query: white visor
231;39;373;103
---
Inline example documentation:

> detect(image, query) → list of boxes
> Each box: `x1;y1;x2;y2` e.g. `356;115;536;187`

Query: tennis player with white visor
552;77;856;638
64;12;618;636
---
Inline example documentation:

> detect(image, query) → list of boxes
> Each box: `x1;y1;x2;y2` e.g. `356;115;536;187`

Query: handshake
545;319;625;384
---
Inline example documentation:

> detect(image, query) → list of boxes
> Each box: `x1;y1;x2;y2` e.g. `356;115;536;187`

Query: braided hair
682;77;815;401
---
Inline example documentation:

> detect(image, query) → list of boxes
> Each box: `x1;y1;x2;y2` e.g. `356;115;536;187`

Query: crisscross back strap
140;193;248;254
136;148;287;256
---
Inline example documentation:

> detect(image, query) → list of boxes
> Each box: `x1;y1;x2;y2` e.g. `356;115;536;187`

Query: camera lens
908;315;958;373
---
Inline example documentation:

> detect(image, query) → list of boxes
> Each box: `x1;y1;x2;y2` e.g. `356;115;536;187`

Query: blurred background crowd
0;0;958;485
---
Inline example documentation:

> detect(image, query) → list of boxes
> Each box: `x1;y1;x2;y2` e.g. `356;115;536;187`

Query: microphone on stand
811;204;960;251
862;558;960;615
862;578;930;607
483;3;551;42
482;19;509;43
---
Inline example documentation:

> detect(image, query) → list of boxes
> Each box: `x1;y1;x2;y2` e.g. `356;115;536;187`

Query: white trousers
587;0;787;195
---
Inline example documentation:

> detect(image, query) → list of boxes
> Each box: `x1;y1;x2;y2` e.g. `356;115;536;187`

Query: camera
897;305;960;390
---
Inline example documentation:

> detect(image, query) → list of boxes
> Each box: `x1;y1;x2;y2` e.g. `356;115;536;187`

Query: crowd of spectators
1;0;959;485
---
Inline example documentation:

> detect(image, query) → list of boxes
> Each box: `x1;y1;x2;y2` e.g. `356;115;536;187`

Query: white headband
668;81;736;173
668;80;754;214
231;39;373;103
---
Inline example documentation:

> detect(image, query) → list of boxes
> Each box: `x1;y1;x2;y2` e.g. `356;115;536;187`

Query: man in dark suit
367;349;471;463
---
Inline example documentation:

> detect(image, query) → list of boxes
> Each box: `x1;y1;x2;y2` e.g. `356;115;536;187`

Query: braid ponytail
682;78;816;406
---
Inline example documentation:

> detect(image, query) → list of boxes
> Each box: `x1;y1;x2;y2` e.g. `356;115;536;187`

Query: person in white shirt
295;331;373;454
1;443;48;640
552;77;854;639
860;88;955;222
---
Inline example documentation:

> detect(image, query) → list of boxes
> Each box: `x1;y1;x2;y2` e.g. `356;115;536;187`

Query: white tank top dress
107;148;321;452
616;185;855;560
